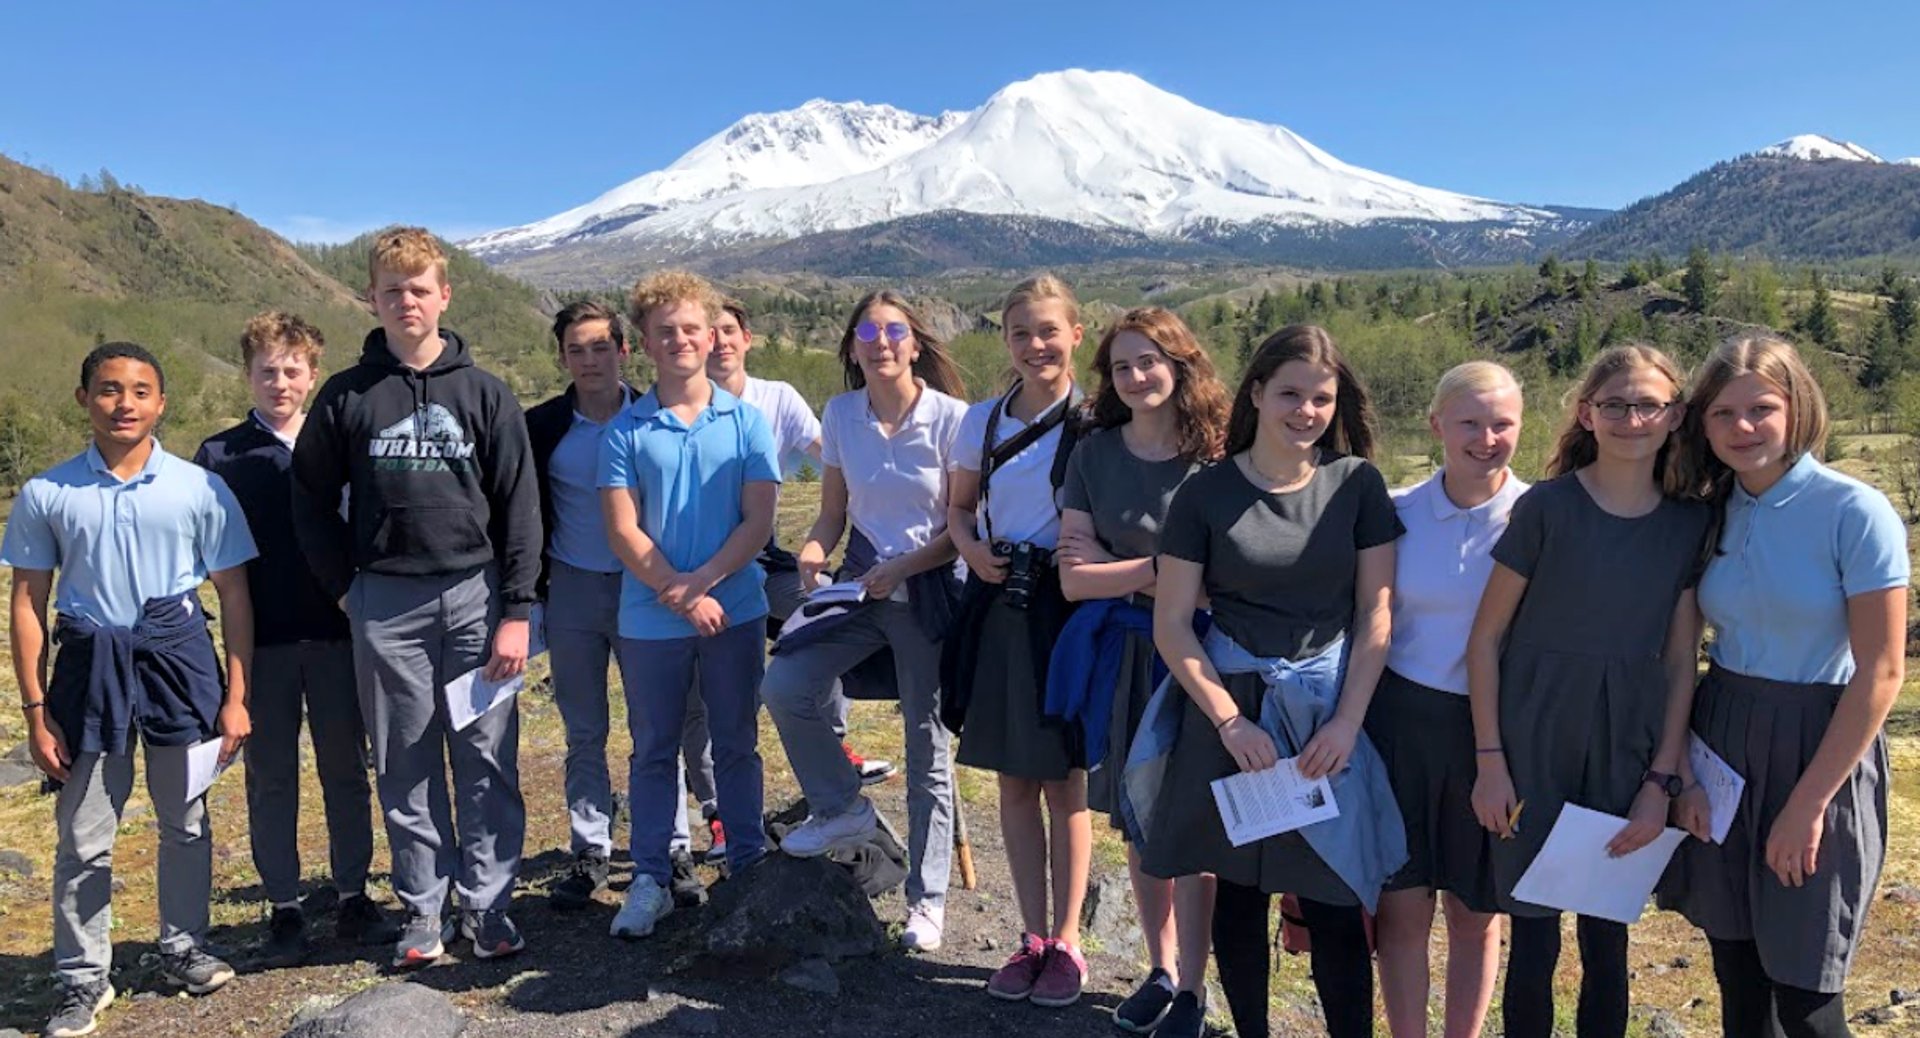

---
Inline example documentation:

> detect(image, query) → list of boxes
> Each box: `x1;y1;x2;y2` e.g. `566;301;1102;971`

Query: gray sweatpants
349;567;524;918
54;744;210;984
761;601;952;907
246;640;375;905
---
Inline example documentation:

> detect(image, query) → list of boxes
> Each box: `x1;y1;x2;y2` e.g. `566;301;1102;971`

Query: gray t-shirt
1059;426;1201;560
1160;451;1403;659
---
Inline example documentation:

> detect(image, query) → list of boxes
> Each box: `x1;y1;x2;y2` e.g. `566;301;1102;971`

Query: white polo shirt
821;384;969;560
739;376;822;475
1386;468;1529;694
950;389;1073;549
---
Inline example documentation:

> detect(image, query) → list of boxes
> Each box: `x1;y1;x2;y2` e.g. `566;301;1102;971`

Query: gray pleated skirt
953;596;1081;781
1365;669;1500;913
1657;664;1889;993
1138;670;1356;905
1088;631;1157;834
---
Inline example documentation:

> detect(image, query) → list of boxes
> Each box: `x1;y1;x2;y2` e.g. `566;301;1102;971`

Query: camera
994;540;1040;610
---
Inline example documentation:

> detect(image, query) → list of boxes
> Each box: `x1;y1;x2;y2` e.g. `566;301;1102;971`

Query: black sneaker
45;979;114;1038
336;893;401;946
551;852;609;911
258;906;309;968
159;946;235;995
1157;991;1206;1038
1114;968;1175;1032
669;848;708;908
392;913;452;970
461;909;526;960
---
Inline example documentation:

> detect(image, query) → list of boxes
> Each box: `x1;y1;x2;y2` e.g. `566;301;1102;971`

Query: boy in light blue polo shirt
4;342;257;1038
598;271;781;939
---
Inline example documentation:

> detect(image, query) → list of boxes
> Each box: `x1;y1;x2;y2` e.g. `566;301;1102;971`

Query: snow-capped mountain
1757;134;1885;163
466;70;1572;272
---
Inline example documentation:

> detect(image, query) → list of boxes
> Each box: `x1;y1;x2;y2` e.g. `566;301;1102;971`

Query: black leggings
1503;913;1629;1038
1212;879;1372;1038
1710;937;1852;1038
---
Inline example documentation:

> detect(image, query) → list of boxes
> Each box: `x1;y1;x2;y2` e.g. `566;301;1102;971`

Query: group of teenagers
1;225;1906;1038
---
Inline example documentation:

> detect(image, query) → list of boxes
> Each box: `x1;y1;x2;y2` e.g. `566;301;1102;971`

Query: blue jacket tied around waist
1122;626;1407;912
1045;598;1210;770
49;593;226;756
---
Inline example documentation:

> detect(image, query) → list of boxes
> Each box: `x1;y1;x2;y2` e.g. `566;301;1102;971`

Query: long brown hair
1545;344;1688;488
1225;325;1377;459
1090;307;1228;463
835;290;966;398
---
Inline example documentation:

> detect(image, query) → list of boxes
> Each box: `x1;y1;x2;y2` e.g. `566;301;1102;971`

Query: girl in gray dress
1150;325;1405;1038
1055;307;1228;1037
1660;336;1907;1038
1466;345;1710;1038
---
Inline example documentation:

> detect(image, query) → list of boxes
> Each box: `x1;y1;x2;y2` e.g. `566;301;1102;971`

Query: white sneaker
610;874;673;939
780;797;879;858
901;901;945;952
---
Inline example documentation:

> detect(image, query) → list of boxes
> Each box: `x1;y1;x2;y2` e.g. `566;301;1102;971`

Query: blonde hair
1428;360;1520;418
1545;344;1688;487
627;270;722;328
367;226;447;286
1001;273;1081;327
240;310;325;372
1674;334;1829;503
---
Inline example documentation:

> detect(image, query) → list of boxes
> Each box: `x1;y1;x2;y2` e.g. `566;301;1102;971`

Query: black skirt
1365;668;1500;913
1656;664;1889;993
1087;630;1157;833
951;591;1082;781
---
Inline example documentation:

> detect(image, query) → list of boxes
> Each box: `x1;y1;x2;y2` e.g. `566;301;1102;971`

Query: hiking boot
392;912;453;969
611;874;673;939
461;909;526;960
670;848;708;907
844;743;896;785
779;797;878;858
901;900;945;953
258;906;309;969
986;932;1049;1000
336;893;401;946
551;852;609;911
1157;990;1207;1038
44;979;114;1038
1113;967;1175;1032
1029;939;1088;1008
159;945;235;995
702;817;728;865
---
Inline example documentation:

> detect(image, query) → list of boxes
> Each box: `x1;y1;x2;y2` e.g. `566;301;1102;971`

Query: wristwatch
1641;769;1683;798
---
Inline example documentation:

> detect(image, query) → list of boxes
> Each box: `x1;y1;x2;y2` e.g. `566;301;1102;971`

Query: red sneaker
842;743;897;786
986;932;1049;1000
703;817;727;865
1029;939;1088;1008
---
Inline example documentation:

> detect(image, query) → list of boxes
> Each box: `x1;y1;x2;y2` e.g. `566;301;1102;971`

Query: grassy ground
0;456;1915;1036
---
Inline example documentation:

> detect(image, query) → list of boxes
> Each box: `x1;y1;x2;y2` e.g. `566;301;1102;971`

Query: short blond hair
1428;360;1520;417
1001;272;1081;326
1674;334;1830;502
240;310;325;372
367;226;448;286
628;270;722;328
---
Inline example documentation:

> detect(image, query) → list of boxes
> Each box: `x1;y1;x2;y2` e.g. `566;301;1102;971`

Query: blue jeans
616;620;767;884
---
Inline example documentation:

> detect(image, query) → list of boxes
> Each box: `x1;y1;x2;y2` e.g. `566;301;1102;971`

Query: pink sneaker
1029;939;1088;1008
986;932;1048;1000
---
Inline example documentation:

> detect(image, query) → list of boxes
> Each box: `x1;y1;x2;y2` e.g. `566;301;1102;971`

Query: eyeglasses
1587;399;1675;422
854;320;912;344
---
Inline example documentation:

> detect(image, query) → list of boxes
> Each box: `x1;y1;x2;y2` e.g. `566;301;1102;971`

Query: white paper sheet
185;737;235;803
444;608;549;733
805;581;870;609
1210;758;1340;847
1687;733;1746;845
1510;804;1688;924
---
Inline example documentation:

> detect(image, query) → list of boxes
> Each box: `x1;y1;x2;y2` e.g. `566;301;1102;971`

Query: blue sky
3;0;1915;243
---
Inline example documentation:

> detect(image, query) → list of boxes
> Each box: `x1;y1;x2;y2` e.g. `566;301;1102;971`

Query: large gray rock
281;982;464;1038
0;849;32;879
0;743;41;789
1080;870;1140;952
699;855;884;972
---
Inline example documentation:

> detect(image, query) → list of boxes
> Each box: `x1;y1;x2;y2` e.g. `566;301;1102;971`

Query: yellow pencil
1503;799;1526;840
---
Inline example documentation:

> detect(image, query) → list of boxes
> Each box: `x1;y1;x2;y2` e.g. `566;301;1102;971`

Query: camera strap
977;379;1081;547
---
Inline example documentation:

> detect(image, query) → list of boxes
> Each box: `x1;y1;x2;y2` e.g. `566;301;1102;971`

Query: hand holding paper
1211;758;1340;847
1511;804;1687;924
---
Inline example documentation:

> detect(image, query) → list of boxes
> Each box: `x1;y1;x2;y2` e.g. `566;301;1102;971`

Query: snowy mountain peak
1898;157;1920;167
1757;135;1883;163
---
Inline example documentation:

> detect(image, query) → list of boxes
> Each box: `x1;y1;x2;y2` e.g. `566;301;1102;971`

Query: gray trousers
761;601;951;906
546;562;691;856
246;640;375;905
349;567;524;917
54;744;209;983
680;566;848;816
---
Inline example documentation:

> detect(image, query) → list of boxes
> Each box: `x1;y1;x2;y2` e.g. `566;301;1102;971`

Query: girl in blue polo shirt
1660;336;1907;1038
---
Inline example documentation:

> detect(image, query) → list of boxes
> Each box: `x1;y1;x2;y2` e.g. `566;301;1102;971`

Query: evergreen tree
1619;261;1649;289
1682;245;1718;314
1333;279;1356;309
1538;256;1566;298
1861;312;1901;388
1307;281;1331;313
1800;271;1839;347
1648;252;1669;278
1568;309;1598;373
1889;281;1917;351
1578;259;1600;299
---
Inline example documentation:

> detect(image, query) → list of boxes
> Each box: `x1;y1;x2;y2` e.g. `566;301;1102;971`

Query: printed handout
1210;759;1340;847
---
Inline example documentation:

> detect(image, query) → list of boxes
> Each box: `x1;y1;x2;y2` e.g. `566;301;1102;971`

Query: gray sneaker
45;979;114;1038
461;909;526;960
160;946;235;995
393;912;454;969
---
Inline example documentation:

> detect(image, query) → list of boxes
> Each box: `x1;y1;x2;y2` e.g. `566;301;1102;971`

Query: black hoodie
291;328;541;619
